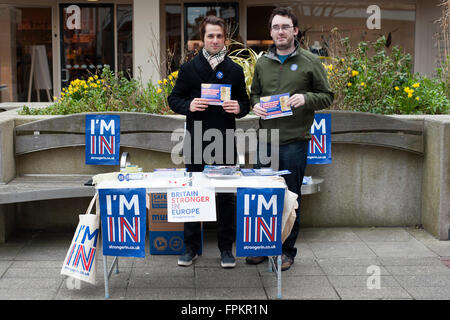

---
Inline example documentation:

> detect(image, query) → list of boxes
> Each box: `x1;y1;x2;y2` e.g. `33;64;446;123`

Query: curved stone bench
4;110;450;241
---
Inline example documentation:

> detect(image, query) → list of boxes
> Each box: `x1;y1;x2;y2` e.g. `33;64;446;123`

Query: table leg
103;255;110;299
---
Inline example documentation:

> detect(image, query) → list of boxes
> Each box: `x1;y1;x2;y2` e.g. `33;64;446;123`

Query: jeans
256;140;308;259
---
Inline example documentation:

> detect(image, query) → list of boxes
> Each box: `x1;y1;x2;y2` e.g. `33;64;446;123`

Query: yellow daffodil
412;82;420;88
351;70;359;77
168;75;173;81
156;88;162;94
360;82;366;87
158;80;163;85
94;75;99;80
172;71;179;78
416;97;420;101
408;92;413;98
163;79;168;85
170;81;174;87
394;86;399;91
347;82;352;87
341;58;345;62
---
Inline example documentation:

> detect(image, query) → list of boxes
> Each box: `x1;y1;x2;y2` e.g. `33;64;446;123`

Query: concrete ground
0;227;449;300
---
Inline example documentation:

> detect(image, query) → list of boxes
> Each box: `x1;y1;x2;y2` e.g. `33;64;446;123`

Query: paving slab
299;229;361;242
260;275;331;288
335;287;412;300
266;285;340;300
196;287;268;300
125;288;195;300
327;275;401;288
308;242;377;259
393;274;450;287
318;264;390;276
379;257;444;266
353;228;414;242
0;227;449;300
0;288;58;300
384;265;450;275
364;239;438;258
404;286;450;299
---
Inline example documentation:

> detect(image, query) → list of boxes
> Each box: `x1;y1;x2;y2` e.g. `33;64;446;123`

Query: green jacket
250;41;334;144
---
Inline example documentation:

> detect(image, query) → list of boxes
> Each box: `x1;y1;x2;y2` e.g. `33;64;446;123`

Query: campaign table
95;172;289;299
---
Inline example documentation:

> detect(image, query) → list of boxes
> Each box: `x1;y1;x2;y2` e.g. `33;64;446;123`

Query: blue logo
216;71;224;79
290;64;298;71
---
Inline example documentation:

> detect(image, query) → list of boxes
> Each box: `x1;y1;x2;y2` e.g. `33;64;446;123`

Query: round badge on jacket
216;71;224;79
290;64;298;71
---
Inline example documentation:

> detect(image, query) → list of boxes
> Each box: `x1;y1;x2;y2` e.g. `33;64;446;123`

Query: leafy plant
322;31;449;115
19;67;178;115
228;41;265;96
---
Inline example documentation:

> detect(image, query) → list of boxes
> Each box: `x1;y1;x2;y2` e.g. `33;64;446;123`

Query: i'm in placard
85;114;120;165
99;188;147;258
236;188;285;257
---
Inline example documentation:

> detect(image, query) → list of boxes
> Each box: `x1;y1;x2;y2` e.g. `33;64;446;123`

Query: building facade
0;0;444;103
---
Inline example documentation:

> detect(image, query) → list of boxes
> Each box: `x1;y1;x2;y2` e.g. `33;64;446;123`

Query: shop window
185;3;239;55
60;4;114;89
0;6;52;102
166;4;182;73
117;5;133;79
247;2;415;62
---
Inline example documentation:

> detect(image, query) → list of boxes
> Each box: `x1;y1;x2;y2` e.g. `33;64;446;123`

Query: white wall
133;0;160;86
414;0;442;76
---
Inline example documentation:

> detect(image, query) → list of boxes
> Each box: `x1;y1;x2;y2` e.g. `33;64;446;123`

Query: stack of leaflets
201;83;231;105
260;92;292;119
240;168;291;176
152;168;187;178
202;165;240;178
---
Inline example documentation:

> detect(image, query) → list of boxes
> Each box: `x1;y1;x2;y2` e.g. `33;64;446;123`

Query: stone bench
0;112;324;241
3;110;448;242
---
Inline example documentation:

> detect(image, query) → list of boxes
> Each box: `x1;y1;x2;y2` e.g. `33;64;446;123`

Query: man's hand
222;100;240;115
189;98;209;112
252;103;268;118
287;94;306;108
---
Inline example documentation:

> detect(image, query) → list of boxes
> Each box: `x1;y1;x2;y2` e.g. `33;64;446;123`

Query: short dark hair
200;15;227;41
268;7;298;30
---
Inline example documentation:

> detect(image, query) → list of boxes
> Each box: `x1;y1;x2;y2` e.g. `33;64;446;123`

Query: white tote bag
61;193;99;284
281;190;298;243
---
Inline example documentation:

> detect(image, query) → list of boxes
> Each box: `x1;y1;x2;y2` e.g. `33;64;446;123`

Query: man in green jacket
247;7;333;271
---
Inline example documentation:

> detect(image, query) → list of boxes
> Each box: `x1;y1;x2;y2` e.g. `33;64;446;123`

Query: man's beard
275;38;295;51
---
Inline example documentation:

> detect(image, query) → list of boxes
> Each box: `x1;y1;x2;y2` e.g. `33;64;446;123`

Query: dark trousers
256;140;308;259
184;163;236;254
184;193;236;253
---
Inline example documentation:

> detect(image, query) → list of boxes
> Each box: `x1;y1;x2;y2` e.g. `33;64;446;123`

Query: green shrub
323;35;449;115
19;66;177;115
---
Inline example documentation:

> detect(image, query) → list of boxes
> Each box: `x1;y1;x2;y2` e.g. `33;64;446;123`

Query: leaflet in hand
260;93;292;119
201;83;231;105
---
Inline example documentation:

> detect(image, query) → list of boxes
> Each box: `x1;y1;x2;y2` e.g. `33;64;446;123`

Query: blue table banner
236;188;285;257
99;188;147;258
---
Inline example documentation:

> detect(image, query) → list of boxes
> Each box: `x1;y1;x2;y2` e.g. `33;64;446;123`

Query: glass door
59;4;114;88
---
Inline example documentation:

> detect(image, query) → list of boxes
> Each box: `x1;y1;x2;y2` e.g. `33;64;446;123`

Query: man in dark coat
168;15;250;268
